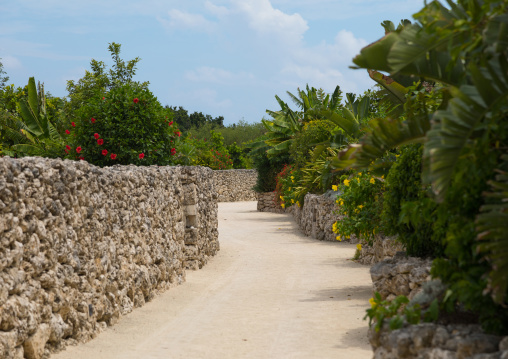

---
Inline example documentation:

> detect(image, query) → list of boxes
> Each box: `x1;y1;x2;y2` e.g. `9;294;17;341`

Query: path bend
52;201;372;359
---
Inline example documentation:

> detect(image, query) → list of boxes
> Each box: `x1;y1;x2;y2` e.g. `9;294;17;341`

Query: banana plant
1;77;64;157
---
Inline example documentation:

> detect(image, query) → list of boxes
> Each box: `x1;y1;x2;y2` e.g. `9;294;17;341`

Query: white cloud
185;66;255;85
232;0;308;41
1;55;23;71
204;1;229;17
159;9;216;32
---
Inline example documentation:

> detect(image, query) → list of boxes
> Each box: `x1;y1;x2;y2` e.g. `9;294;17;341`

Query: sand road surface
52;201;372;359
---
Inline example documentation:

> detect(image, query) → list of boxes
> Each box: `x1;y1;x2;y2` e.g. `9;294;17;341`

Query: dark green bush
431;141;508;334
67;83;178;166
250;147;290;193
382;144;442;257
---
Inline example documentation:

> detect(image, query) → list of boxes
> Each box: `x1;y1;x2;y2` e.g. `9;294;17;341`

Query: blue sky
1;0;423;125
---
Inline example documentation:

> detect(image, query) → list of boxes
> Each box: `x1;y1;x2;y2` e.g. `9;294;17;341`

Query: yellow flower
358;172;362;176
280;195;284;200
354;209;359;214
336;200;339;204
281;203;285;208
381;175;385;179
332;222;338;232
340;199;344;206
332;185;338;191
358;205;364;209
336;235;342;241
291;199;294;204
357;178;360;184
369;297;377;308
288;187;291;191
370;178;375;184
297;201;301;207
356;243;362;251
343;179;350;186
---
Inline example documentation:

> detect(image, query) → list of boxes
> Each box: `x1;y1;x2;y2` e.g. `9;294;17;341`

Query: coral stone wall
370;322;508;359
256;192;285;213
289;192;345;242
0;157;219;359
213;169;257;202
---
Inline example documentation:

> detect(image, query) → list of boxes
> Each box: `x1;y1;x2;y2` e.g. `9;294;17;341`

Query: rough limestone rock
289;192;347;242
370;256;432;300
370;322;508;359
213;169;257;202
0;157;219;358
357;235;405;265
256;192;285;213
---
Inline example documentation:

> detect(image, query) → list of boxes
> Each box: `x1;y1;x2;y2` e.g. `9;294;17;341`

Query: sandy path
52;201;373;359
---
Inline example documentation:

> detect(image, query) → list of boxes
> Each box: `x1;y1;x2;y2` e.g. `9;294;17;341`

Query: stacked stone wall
256;192;285;213
0;157;219;359
288;192;345;242
213;169;257;202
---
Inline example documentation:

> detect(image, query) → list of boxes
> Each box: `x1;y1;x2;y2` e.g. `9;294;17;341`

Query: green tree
63;42;144;124
0;58;9;91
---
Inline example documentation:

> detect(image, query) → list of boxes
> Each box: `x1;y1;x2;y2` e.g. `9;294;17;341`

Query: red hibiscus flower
97;139;104;145
175;131;181;137
110;154;117;160
71;122;76;127
79;156;85;160
139;153;145;159
94;133;100;139
66;145;71;150
65;129;70;135
168;121;173;126
102;149;108;156
64;149;69;154
102;97;105;100
133;98;139;104
171;148;176;155
76;146;82;153
91;117;96;123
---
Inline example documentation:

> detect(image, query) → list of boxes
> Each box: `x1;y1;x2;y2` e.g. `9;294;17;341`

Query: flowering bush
209;149;233;170
275;164;303;209
332;171;384;243
67;83;179;166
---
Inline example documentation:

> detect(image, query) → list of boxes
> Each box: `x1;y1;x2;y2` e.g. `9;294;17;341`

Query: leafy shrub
382;144;442;257
333;171;384;243
68;82;178;166
226;142;249;169
289;120;336;168
365;292;439;332
431;142;508;334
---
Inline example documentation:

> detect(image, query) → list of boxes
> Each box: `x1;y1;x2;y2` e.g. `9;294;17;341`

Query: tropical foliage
1;77;64;158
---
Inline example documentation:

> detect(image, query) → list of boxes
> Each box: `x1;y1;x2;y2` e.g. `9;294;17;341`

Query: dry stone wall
289;192;347;242
0;157;219;359
370;255;432;301
213;169;257;202
256;192;285;213
370;322;508;359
